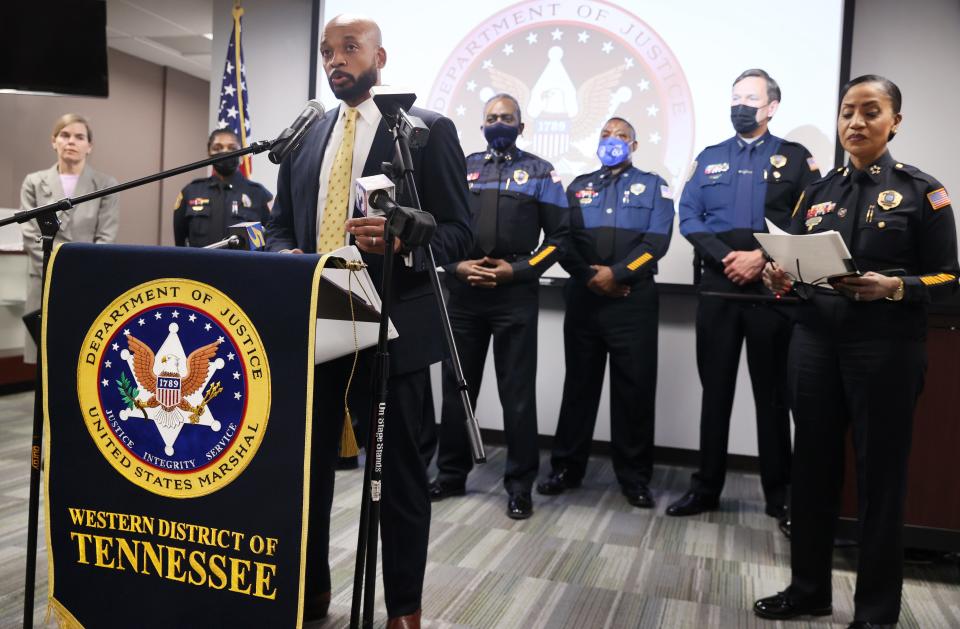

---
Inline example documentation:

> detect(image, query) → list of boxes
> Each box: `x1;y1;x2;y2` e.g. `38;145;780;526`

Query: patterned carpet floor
1;390;957;627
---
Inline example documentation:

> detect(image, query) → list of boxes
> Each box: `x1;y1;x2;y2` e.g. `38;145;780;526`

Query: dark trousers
434;282;540;493
690;293;792;505
549;280;659;488
306;354;433;617
788;324;925;624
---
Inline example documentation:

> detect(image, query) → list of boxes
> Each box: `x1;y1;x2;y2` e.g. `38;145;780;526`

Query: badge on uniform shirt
173;192;182;210
513;169;529;185
575;188;598;205
704;162;729;176
630;183;646;195
805;216;823;231
188;197;209;211
466;171;480;182
806;201;836;220
877;190;902;210
770;154;787;168
241;193;252;208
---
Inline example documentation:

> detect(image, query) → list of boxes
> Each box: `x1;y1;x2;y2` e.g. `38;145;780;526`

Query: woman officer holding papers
755;75;958;628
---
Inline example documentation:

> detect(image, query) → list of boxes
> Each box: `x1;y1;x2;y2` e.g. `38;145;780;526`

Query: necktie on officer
477;161;503;255
317;107;358;253
734;141;756;229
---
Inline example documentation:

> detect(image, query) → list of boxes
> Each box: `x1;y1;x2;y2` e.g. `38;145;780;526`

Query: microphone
370;86;429;148
203;222;265;250
369;189;400;214
268;100;325;164
354;174;396;218
227;222;265;250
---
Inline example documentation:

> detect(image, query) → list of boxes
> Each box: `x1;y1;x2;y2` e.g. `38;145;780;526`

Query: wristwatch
886;277;905;301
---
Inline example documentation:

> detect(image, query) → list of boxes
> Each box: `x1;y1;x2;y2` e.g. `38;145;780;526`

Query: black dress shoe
304;591;331;621
847;622;895;628
666;490;719;516
622;484;655;509
765;503;788;519
428;479;465;502
536;468;581;495
753;590;831;620
507;492;533;519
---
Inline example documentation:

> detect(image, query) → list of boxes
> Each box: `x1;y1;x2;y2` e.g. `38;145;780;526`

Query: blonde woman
20;113;119;362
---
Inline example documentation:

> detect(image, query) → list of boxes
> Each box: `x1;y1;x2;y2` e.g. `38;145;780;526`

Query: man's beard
329;64;377;103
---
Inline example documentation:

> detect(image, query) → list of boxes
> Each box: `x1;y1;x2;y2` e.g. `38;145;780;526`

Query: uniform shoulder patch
928;187;952;210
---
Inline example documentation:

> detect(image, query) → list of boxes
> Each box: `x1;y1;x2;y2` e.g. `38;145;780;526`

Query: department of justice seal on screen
76;279;271;498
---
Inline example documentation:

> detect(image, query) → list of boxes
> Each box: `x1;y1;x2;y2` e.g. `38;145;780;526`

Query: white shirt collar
342;96;382;128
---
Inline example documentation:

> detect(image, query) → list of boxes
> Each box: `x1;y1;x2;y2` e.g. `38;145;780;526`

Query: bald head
323;14;382;47
320;14;386;106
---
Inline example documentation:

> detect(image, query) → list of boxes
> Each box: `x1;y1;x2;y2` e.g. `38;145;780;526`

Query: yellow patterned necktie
317;107;358;252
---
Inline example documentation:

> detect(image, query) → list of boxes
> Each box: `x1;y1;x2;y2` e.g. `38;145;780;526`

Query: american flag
217;4;252;177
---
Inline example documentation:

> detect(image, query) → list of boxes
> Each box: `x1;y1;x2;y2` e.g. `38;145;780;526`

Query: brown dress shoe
304;591;331;621
386;609;421;629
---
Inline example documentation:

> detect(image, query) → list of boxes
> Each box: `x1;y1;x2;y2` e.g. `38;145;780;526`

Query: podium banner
41;244;325;627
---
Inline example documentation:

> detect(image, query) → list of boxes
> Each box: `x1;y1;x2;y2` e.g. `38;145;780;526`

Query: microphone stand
350;109;485;629
3;140;273;629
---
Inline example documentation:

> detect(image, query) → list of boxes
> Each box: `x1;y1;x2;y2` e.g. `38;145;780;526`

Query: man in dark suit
265;14;472;629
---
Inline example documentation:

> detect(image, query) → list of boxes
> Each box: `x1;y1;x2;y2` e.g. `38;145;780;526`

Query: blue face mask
483;122;520;152
597;137;631;167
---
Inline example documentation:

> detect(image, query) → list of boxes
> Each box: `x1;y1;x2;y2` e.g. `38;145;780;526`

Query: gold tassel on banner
339;270;362;458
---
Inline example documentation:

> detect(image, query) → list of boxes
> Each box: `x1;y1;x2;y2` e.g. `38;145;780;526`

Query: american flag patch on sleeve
806;157;818;172
550;170;562;184
928;187;951;210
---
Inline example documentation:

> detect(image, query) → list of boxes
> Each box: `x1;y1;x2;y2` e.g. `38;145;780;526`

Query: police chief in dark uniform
755;75;958;629
671;69;821;518
173;128;272;247
428;93;569;520
537;117;674;508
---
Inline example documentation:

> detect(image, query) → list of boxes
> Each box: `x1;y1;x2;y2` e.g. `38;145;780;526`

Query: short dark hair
840;74;902;114
484;93;522;125
208;128;240;151
733;69;781;103
604;117;636;141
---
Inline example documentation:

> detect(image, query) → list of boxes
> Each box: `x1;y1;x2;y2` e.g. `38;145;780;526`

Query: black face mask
212;154;240;177
730;104;761;134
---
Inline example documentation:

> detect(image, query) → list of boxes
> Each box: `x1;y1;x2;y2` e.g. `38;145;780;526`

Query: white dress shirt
316;96;382;245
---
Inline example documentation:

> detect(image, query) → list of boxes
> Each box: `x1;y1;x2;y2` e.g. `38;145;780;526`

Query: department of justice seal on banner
76;279;270;498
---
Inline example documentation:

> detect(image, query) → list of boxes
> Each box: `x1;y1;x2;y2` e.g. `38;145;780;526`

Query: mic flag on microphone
227;222;265;250
354;174;396;218
268;100;325;164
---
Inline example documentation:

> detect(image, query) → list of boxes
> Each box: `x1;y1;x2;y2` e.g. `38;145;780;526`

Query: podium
39;243;383;627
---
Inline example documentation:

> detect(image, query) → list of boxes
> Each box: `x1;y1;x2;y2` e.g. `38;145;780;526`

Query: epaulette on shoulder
890;161;938;186
809;167;844;187
569;172;596;187
188;176;210;185
777;138;811;154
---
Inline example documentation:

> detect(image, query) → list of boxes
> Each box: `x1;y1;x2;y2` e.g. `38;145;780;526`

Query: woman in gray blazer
20;113;119;362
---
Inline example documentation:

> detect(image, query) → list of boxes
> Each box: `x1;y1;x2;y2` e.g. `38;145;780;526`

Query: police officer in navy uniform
537;117;673;508
671;69;821;518
428;93;569;520
755;75;958;629
173;129;272;247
